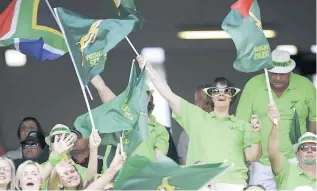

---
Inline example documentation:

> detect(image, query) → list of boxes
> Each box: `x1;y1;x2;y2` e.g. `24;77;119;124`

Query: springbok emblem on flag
77;20;102;66
157;177;179;191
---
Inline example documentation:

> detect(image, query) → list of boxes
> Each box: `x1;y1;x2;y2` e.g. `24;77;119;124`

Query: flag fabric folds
54;7;139;85
73;62;148;156
221;0;273;73
0;0;68;61
114;156;230;190
289;109;301;145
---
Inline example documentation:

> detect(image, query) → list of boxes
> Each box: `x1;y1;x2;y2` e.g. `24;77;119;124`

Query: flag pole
264;68;278;125
124;36;155;79
53;8;96;130
45;0;94;101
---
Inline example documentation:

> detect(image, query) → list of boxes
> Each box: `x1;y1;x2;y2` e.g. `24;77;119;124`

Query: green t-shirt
236;73;317;165
274;157;316;190
133;114;170;161
173;98;256;185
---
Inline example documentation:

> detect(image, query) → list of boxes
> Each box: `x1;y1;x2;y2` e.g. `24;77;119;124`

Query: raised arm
267;104;284;175
91;75;116;103
84;145;126;191
244;115;262;162
87;129;101;183
136;56;181;114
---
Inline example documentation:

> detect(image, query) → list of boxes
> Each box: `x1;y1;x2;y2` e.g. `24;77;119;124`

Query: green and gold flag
74;62;148;156
54;7;139;85
221;0;273;72
114;156;230;190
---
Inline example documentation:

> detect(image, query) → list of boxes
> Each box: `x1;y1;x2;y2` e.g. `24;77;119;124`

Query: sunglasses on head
203;87;241;97
22;142;40;149
299;145;317;152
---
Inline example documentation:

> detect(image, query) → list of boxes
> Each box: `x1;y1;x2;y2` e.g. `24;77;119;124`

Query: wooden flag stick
120;135;124;156
264;68;278;125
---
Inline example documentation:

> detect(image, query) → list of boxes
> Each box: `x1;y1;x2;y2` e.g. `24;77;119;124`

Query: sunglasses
22;142;40;149
203;87;241;98
299;145;317;152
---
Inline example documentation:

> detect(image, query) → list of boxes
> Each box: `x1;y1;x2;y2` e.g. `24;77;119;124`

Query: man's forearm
245;142;261;162
268;125;280;156
309;121;316;134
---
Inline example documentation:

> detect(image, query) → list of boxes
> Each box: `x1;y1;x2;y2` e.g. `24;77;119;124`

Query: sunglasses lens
312;146;317;151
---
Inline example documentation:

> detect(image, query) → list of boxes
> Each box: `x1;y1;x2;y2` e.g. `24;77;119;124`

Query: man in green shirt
90;75;170;163
236;49;317;190
136;56;262;190
268;104;316;190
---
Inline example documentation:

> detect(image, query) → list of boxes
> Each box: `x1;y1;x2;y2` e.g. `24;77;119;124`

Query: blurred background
0;0;316;151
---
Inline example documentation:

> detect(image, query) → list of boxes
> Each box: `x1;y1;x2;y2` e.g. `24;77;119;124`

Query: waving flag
0;0;67;61
114;156;230;190
55;7;139;85
74;63;148;156
221;0;273;72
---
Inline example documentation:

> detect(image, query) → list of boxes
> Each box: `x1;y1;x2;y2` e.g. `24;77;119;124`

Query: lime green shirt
274;157;316;190
133;114;170;161
173;98;256;185
236;73;316;165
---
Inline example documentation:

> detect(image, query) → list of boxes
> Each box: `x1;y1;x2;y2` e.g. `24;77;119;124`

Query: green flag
114;156;230;190
289;108;301;145
106;0;145;29
54;7;139;85
221;0;273;72
74;62;148;156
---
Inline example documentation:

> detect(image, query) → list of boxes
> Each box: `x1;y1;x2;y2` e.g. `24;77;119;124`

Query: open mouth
67;176;78;183
217;97;226;101
0;176;6;180
26;182;34;186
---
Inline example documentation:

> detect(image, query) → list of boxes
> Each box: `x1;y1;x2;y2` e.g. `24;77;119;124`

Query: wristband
251;131;261;144
49;151;63;166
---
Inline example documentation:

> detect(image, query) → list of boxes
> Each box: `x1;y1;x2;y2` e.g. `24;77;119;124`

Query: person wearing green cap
268;104;316;190
135;56;262;190
236;49;317;190
91;75;170;162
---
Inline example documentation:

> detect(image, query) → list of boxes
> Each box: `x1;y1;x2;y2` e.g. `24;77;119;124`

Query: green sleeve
236;79;254;122
172;97;208;134
306;81;316;121
242;122;253;148
154;125;170;154
274;156;290;188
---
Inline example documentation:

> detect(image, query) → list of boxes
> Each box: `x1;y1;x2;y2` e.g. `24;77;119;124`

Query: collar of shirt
209;112;236;122
296;164;317;180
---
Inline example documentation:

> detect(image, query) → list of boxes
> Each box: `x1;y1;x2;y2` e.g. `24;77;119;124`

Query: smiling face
19;164;41;191
58;163;81;189
0;159;12;187
211;84;232;110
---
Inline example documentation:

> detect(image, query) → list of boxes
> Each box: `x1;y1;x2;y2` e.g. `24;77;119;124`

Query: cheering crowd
0;49;316;191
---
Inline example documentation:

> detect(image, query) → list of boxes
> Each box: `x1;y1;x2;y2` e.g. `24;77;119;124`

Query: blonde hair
0;156;16;190
16;160;42;191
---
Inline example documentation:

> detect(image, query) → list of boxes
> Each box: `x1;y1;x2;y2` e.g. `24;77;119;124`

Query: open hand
53;133;77;154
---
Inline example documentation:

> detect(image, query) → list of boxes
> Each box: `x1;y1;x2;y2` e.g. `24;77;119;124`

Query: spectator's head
17;117;44;141
294;132;316;166
70;130;89;161
147;85;155;114
20;131;46;160
0;156;16;190
243;185;266;190
56;162;82;190
268;49;296;91
195;84;213;112
202;77;240;110
16;160;42;191
45;124;77;152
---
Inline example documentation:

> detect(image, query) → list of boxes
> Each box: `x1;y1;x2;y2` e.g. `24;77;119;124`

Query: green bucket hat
293;132;317;153
45;124;72;146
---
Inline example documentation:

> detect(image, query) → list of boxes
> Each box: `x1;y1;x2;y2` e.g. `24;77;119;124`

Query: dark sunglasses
300;145;317;152
22;142;40;149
